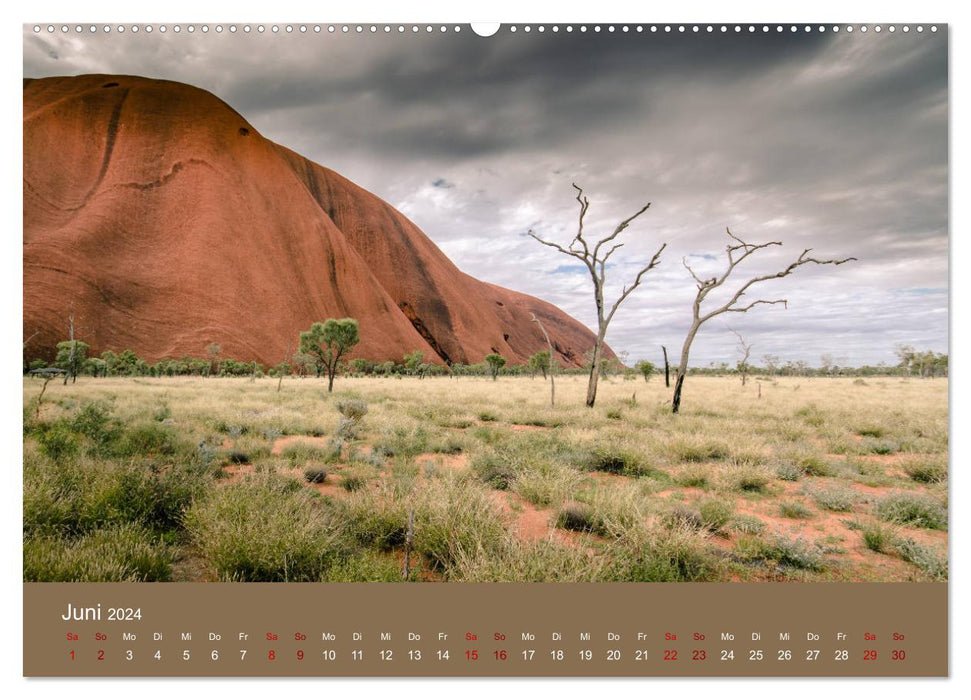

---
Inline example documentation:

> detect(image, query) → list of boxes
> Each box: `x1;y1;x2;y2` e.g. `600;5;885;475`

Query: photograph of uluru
23;24;947;583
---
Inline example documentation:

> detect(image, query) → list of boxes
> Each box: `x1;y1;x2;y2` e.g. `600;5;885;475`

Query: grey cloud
21;25;948;366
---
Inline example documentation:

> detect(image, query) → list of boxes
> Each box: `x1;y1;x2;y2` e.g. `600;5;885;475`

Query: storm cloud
23;24;948;367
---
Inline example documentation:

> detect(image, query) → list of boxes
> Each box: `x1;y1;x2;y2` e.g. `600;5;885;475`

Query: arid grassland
23;374;948;583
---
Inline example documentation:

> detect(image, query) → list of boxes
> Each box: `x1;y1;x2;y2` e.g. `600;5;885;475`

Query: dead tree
529;184;666;407
672;229;855;413
728;328;752;386
661;345;671;387
531;313;556;408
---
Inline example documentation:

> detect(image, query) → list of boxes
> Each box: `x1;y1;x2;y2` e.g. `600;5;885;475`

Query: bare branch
725;298;788;313
672;227;855;413
529;184;664;407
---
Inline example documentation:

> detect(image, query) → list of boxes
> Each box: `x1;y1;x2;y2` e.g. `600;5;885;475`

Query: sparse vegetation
23;374;947;582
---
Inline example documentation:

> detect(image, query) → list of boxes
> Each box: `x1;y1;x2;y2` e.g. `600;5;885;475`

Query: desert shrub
373;424;429;458
662;504;704;531
864;438;900;455
780;451;835;477
429;434;464;455
340;489;410;551
152;404;172;422
117;423;183;457
303;467;328;484
901;456;947;484
578;447;644;476
675;465;709;488
472;452;518;490
185;473;342;581
856;425;886;438
71;400;124;452
280;441;340;465
720;464;771;493
607;524;715;582
513;463;583;508
779;501;813;519
478;411;498;422
754;532;827;571
874;492;947;530
894;537;947;580
321;550;404;582
449;537;608;582
808;485;857;512
861;523;894;553
226;451;250;465
412;475;509;573
555;501;597;533
24;524;172;582
37;423;81;462
605;409;623;420
731;514;766;535
24;454;210;538
699;499;734;532
336;399;368;422
670;438;730;463
775;462;802;482
794;404;826;427
341;473;367;492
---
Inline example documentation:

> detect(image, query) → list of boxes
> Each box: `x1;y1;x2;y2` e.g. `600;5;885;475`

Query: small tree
485;353;506;381
729;329;752;386
299;318;360;392
531;313;557;408
403;350;424;376
529;184;666;407
528;349;551;380
205;342;221;377
55;339;89;384
635;359;655;382
672;229;854;413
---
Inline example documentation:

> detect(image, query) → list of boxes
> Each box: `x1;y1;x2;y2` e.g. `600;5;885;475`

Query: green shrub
37;424;81;462
671;439;729;463
864;438;900;455
472;452;518;490
579;447;643;476
721;465;772;493
478;411;498;422
874;492;947;530
901;456;947;484
118;423;183;457
185;474;341;581
336;399;369;422
555;501;597;533
675;465;709;488
341;473;367;492
373;425;429;458
775;462;802;482
663;504;704;531
731;515;766;535
894;537;947;580
861;523;894;553
71;400;123;452
24;524;172;582
607;524;715;582
755;533;827;571
412;475;509;573
699;499;734;532
808;486;857;512
779;501;813;519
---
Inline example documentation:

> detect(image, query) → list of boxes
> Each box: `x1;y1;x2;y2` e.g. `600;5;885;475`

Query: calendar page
21;19;948;679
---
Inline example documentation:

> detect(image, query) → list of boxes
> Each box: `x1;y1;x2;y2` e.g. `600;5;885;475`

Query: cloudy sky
23;23;948;368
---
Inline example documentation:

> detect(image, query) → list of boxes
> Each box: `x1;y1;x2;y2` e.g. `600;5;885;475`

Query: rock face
23;75;604;368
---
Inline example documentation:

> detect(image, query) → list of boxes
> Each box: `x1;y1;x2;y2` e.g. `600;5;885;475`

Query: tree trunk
672;323;699;414
327;371;335;392
672;372;686;414
585;342;603;408
662;345;670;388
